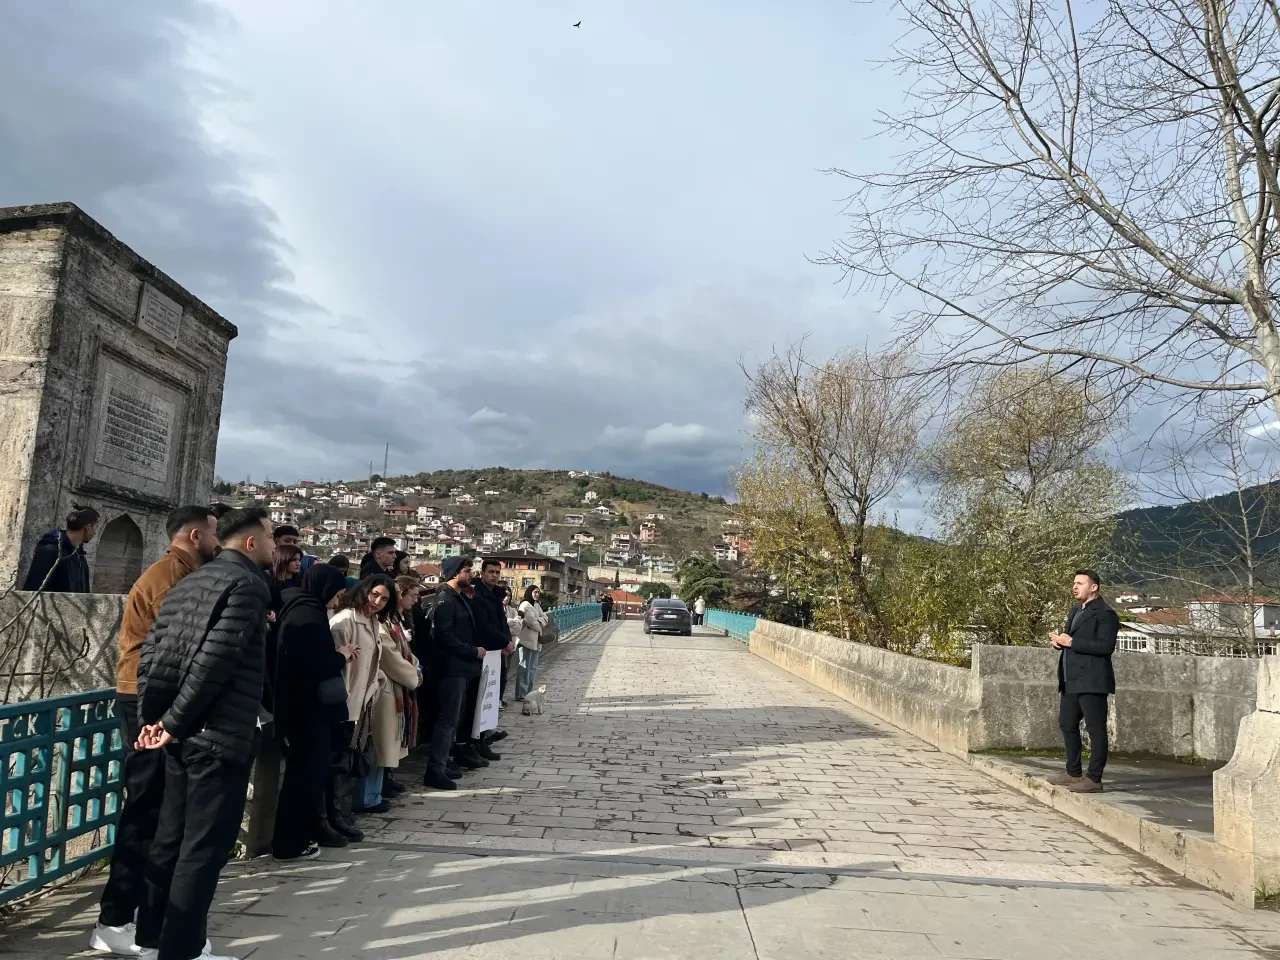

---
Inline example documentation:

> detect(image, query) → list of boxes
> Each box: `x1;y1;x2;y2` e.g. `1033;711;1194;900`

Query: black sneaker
274;842;321;862
446;763;463;779
383;777;406;797
474;742;501;762
315;823;349;848
353;800;391;814
330;817;364;842
424;771;458;791
486;730;509;744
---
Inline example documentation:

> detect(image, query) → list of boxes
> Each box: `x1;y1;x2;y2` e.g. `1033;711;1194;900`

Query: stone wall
0;203;237;594
971;644;1256;762
749;619;1258;762
0;589;124;701
749;620;978;757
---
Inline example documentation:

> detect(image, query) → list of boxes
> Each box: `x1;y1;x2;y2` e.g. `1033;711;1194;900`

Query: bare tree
827;0;1280;420
1124;415;1280;652
743;345;923;639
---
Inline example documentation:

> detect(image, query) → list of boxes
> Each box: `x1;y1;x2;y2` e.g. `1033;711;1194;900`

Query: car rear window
653;599;687;609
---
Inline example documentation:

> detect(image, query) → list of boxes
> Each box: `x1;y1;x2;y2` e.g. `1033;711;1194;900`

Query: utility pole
383;443;389;478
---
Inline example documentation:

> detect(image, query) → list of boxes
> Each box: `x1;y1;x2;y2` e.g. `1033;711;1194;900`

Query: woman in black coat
270;563;357;860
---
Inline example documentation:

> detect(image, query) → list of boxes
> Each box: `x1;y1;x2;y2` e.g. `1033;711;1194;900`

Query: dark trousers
459;675;482;745
428;675;468;778
602;608;611;622
99;693;166;927
1060;692;1110;782
135;742;251;960
271;714;329;857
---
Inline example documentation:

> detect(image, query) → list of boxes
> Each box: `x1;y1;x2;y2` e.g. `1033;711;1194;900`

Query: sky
0;0;905;501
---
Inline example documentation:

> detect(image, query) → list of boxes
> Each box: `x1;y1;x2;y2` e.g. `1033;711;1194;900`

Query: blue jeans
515;647;540;700
356;764;384;809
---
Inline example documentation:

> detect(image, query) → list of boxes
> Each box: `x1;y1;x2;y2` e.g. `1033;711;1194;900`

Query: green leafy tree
638;582;672;601
678;557;733;606
921;367;1128;647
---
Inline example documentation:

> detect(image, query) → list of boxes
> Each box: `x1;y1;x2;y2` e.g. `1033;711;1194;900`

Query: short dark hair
218;507;270;544
328;553;350;573
480;557;502;571
274;524;300;539
165;505;217;540
1075;569;1102;587
370;536;396;552
66;504;100;532
209;503;232;519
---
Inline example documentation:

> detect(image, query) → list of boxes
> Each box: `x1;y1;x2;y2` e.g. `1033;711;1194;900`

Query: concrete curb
969;754;1255;907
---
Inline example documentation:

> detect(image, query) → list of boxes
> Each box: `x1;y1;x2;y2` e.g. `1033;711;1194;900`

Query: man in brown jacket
90;505;220;958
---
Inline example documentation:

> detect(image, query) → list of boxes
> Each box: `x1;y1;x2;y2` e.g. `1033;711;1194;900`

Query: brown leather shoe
1046;772;1084;786
1066;778;1103;793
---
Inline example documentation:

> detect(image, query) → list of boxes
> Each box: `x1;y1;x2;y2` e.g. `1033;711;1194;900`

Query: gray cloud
1;2;902;499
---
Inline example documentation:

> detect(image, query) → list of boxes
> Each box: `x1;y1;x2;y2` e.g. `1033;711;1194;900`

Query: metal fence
551;603;601;635
705;608;759;642
1;688;123;905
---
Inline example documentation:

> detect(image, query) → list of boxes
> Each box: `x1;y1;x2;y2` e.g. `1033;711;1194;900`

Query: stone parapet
1214;656;1280;905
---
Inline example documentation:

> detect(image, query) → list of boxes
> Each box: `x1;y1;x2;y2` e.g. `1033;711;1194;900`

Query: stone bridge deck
5;622;1279;959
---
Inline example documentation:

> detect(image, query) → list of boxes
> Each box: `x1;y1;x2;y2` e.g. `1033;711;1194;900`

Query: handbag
349;735;377;780
317;675;348;707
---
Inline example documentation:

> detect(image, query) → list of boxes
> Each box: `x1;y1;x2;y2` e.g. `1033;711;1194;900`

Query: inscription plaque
94;374;175;484
81;354;187;502
137;283;182;345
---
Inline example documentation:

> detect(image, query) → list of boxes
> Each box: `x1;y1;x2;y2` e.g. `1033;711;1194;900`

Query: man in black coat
133;507;275;960
22;504;99;593
1048;569;1119;793
424;556;485;790
459;559;516;765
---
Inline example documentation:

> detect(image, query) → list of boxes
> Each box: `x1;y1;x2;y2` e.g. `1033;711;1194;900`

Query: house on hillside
639;522;658;543
485;548;566;598
517;506;538;518
536;540;563;557
502;519;526;534
583;491;599;503
485;490;500;497
482;531;506;548
455;493;477;505
1188;596;1280;632
564;512;586;526
417;505;438;522
604;549;629;566
384;505;415;521
572;531;596;544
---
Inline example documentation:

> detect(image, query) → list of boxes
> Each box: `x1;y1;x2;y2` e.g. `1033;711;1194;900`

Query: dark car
644;598;692;636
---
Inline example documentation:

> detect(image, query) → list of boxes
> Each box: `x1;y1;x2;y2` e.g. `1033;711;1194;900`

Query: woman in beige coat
375;577;424;796
330;576;395;813
515;586;549;700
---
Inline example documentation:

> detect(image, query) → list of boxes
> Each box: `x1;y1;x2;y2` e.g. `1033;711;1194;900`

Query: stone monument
0;203;237;594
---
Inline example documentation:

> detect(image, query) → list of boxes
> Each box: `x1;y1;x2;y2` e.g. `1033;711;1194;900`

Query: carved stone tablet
94;374;176;484
136;282;182;345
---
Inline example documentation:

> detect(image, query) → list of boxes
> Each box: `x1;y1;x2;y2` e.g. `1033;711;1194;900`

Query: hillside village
214;467;751;604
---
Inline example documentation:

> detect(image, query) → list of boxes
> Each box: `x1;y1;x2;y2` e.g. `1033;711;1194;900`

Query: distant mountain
1112;479;1280;587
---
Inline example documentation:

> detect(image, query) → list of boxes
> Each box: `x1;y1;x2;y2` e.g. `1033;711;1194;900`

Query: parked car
644;598;692;636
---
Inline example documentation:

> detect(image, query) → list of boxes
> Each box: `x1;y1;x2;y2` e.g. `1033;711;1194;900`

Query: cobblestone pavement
5;621;1279;959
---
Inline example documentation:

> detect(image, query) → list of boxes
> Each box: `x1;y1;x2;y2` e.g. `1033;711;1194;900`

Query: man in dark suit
1047;569;1119;793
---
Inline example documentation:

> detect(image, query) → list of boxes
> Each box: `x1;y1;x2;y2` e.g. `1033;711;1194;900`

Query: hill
1112;479;1280;589
221;467;740;572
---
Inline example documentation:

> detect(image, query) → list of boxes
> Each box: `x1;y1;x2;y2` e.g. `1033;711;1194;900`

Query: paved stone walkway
4;621;1280;959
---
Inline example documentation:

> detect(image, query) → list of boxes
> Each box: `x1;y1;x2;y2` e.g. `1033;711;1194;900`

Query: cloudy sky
1;1;906;498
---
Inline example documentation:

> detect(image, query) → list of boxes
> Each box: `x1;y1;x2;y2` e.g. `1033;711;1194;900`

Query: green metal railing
551;603;601;635
706;608;759;643
1;688;123;905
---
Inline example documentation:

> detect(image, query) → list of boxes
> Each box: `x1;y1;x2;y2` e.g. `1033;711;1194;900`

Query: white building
1187;597;1280;632
584;491;599;503
536;540;563;557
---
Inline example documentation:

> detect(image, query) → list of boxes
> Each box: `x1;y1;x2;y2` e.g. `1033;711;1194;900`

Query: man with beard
456;558;516;767
91;506;222;958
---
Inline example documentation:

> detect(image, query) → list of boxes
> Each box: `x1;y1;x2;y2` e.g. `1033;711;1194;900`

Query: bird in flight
573;21;582;27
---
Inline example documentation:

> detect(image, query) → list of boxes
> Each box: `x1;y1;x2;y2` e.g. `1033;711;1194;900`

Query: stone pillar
1213;657;1280;905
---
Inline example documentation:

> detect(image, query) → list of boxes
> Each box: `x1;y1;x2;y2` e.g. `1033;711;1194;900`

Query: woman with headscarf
331;575;397;814
270;563;353;861
376;576;425;796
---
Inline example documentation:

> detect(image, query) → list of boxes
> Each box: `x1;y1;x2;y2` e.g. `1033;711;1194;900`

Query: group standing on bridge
18;507;1120;960
13;504;549;960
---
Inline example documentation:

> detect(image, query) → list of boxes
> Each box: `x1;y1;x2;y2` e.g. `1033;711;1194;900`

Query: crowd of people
20;505;551;960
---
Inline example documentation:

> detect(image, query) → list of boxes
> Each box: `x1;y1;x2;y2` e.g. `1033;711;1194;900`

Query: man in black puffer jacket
134;507;274;960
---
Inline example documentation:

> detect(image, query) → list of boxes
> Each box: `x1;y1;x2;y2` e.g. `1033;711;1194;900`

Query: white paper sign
471;650;503;738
